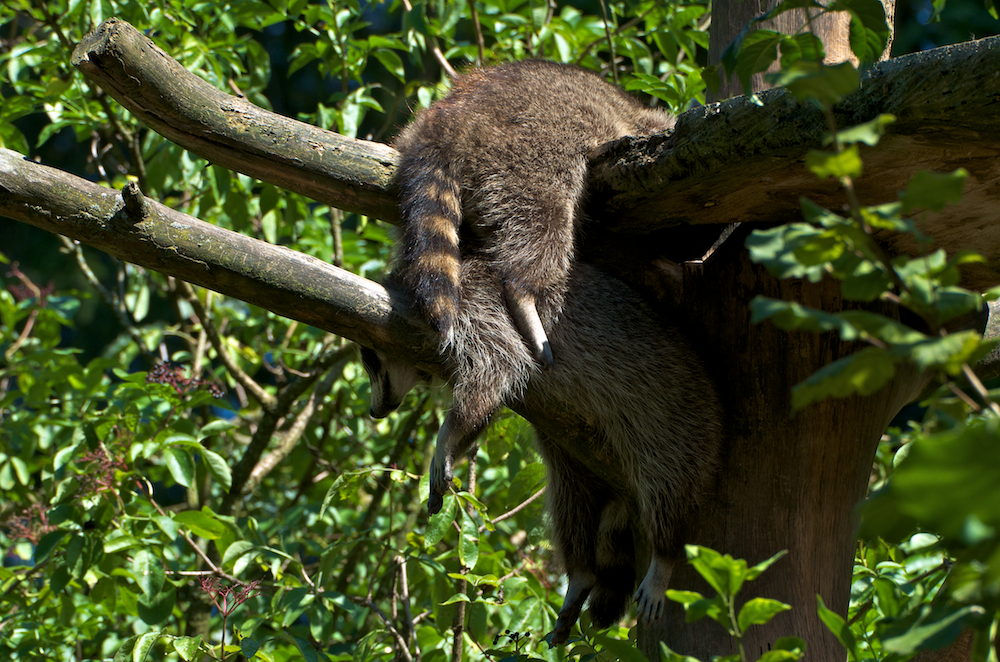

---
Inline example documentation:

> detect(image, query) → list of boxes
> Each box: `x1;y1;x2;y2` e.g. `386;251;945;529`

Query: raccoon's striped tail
395;149;554;367
396;157;464;349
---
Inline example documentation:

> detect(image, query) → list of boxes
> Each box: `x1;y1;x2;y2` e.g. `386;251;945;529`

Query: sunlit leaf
737;597;791;630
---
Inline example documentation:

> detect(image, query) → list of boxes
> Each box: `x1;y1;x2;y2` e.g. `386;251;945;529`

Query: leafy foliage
3;0;999;661
0;1;710;661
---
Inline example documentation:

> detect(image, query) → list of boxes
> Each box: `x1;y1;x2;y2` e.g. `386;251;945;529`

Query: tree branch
0;149;434;365
71;18;400;224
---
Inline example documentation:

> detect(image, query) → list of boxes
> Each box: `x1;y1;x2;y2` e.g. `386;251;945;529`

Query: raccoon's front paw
427;454;455;515
550;603;582;646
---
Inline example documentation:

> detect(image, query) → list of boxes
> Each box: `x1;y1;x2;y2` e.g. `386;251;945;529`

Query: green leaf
900;169;968;213
839;0;890;64
880;604;978;654
791;347;898;412
838;310;926;345
173;509;229;540
240;637;260;659
137;586;176;625
734;30;784;93
132;549;165;599
114;635;139;662
738;597;791;631
133;630;163;661
164;446;195;488
171;636;203;661
828;114;896;147
768;60;859;106
778;32;826;68
35;530;69;564
506;461;546;507
372;48;405;82
745;550;789;580
750;298;861;340
292;635;319;662
901;331;992;376
660;642;704;662
201;448;232;491
321;470;373;517
222;540;258;572
758;651;804;662
806;145;862;180
862;419;1000;547
458;508;480;570
506;595;543;633
817;594;860;660
439;593;471;605
746;224;828;282
424;495;456;549
590;632;651;661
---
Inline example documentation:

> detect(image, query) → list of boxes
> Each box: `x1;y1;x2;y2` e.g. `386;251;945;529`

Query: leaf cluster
0;1;715;661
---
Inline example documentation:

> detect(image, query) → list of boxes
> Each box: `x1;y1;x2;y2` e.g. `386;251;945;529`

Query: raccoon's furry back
391;59;675;350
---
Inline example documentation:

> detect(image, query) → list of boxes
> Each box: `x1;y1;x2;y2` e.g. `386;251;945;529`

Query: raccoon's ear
360;346;423;418
359;346;382;379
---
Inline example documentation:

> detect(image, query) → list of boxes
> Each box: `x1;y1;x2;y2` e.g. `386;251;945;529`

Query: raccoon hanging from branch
391;59;675;367
361;259;723;644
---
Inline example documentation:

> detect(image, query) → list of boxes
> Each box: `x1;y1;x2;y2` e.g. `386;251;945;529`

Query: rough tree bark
2;13;995;662
708;0;895;101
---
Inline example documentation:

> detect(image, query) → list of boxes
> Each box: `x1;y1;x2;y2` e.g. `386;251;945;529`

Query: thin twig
481;487;545;533
179;280;276;410
597;0;618;85
59;236;156;363
351;596;415;662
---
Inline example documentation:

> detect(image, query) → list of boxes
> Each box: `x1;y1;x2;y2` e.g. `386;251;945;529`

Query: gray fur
392;59;675;365
363;260;722;645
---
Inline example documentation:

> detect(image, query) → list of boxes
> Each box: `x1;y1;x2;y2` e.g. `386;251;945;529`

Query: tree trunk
634;227;928;660
708;0;895;101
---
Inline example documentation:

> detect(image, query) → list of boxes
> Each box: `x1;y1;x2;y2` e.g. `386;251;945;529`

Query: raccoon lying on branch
391;59;675;368
361;260;723;644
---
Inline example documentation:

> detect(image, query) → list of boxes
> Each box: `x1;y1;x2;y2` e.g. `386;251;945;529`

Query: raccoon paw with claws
428;451;455;515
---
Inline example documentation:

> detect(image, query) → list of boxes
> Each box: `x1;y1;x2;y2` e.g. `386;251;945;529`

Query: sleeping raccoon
361;260;722;644
391;59;675;367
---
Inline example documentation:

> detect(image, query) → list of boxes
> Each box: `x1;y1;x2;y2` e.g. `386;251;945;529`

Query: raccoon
361;260;722;644
391;59;675;367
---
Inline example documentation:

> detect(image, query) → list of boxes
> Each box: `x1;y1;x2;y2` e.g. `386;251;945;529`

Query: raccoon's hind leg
504;285;553;368
536;433;609;645
635;555;675;623
483;160;585;334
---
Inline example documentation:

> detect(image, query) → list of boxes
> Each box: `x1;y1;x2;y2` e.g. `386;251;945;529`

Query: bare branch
71;18;400;223
69;20;1000;290
0;148;434;365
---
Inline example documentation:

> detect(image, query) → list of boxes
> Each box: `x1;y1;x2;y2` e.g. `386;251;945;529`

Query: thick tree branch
0;149;430;364
70;20;1000;289
71;18;400;223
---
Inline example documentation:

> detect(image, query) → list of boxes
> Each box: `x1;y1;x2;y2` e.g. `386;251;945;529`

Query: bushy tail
396;152;463;349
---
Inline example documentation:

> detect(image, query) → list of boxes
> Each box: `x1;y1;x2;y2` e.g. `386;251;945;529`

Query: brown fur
362;260;722;644
392;59;675;364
